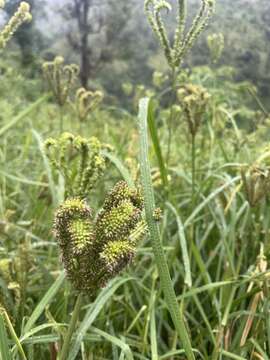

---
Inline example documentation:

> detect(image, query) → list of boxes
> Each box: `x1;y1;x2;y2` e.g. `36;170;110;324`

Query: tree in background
63;0;152;89
63;0;97;87
188;0;270;104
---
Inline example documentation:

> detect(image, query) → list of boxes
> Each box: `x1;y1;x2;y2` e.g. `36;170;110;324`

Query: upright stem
79;116;82;134
191;133;196;207
59;293;83;360
190;133;196;269
166;68;177;167
139;99;195;360
59;106;64;133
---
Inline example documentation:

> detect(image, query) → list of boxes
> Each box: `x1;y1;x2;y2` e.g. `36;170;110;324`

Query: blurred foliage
190;0;270;105
0;1;270;358
2;0;269;107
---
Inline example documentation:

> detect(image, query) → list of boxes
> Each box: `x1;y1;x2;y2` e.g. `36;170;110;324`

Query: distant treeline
2;0;270;105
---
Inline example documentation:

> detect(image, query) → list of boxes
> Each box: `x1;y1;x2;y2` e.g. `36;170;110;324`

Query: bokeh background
1;0;269;106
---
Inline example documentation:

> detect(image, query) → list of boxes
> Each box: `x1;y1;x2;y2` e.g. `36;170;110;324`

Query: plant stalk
59;105;64;133
59;293;83;360
191;133;196;207
139;98;195;360
166;67;177;167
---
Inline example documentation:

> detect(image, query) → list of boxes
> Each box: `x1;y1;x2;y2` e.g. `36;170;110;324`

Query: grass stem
191;134;196;207
166;68;177;168
139;98;195;360
59;293;83;360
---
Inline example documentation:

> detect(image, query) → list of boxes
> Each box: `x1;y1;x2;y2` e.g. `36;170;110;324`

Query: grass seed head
0;1;32;48
54;181;144;292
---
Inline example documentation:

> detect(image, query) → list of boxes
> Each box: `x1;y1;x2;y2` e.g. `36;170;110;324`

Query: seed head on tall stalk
177;84;211;203
144;0;215;168
0;1;32;49
54;181;147;359
42;56;79;132
44;134;147;358
71;87;103;132
207;32;225;64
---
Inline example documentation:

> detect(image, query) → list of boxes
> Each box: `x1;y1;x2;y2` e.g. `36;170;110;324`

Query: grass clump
0;0;270;359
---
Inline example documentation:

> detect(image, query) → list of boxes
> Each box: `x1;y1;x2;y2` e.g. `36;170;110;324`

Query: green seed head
54;56;65;66
68;218;94;254
122;82;133;96
42;56;79;106
54;181;145;292
19;2;30;13
0;1;32;48
54;197;93;248
100;240;135;277
96;200;141;244
145;0;215;69
103;181;143;211
44;133;108;199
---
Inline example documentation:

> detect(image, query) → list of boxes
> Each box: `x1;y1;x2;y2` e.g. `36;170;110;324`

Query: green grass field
0;1;270;359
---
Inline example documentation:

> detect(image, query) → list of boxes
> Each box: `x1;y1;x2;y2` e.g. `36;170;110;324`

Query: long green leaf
68;277;131;360
147;99;168;189
2;310;27;360
23;271;65;334
150;293;158;360
166;202;192;287
32;129;59;207
184;176;241;228
92;327;134;360
0;314;11;360
138;98;195;360
0;94;49;137
220;350;246;360
102;151;135;187
177;280;234;300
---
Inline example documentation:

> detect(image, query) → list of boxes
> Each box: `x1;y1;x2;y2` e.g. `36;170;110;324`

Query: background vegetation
0;0;270;359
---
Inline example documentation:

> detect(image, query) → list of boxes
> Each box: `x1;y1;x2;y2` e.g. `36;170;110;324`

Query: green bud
19;2;30;13
75;88;104;121
96;200;141;243
102;181;143;211
54;197;93;247
207;33;224;64
44;134;108;198
153;207;162;221
100;240;135;276
122;82;133;96
178;83;210;137
42;56;79;107
0;1;32;48
54;56;65;66
206;0;215;8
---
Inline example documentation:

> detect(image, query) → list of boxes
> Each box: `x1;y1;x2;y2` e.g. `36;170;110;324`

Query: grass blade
92;327;134;360
184;176;241;228
150;293;158;360
68;277;131;360
102;150;135;187
0;94;49;137
2;310;27;360
0;314;11;360
23;271;65;334
32;129;60;207
220;350;247;360
138;97;195;360
147;99;168;190
166;201;192;287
